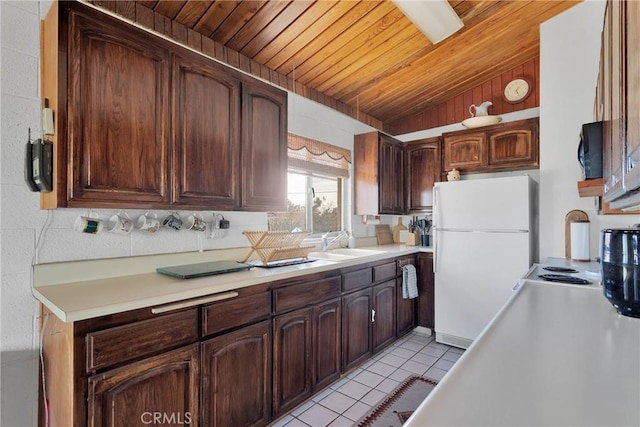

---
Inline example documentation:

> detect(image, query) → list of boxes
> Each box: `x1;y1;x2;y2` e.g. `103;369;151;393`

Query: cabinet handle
371;309;376;323
151;291;239;314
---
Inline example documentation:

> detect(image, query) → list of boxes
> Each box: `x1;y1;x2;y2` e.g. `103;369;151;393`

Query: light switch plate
43;108;54;136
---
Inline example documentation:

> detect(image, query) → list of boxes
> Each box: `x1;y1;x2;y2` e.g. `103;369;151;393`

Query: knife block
405;232;419;246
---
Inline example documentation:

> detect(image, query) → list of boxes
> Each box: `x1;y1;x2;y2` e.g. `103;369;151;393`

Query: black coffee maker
601;227;640;318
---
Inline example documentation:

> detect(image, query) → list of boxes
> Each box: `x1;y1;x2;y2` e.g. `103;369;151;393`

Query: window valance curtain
287;133;351;178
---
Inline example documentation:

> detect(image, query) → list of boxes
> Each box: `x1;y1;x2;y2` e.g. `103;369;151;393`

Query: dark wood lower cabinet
273;298;342;418
273;308;313;416
201;321;272;427
342;288;373;372
372;280;397;353
87;344;200;427
43;256;420;427
417;253;435;329
313;298;341;390
396;279;416;337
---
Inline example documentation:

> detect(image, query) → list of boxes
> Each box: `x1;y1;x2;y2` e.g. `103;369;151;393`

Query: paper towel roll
570;221;590;260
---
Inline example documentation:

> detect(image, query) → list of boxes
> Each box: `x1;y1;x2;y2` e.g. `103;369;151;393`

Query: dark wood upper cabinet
66;7;171;207
405;138;441;212
624;0;640;195
443;118;539;174
488;121;539;168
442;133;486;172
602;0;625;202
601;0;640;209
42;2;287;211
355;132;442;214
87;344;200;427
172;53;241;209
379;135;405;214
241;81;288;212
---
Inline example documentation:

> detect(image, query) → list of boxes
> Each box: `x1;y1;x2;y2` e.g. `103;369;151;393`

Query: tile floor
269;331;464;427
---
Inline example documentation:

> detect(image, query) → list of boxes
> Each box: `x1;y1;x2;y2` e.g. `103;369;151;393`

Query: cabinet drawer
86;309;198;372
342;268;373;293
373;262;397;282
202;292;271;337
274;276;341;313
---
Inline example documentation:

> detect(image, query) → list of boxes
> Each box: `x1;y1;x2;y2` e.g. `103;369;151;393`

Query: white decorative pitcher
469;101;493;117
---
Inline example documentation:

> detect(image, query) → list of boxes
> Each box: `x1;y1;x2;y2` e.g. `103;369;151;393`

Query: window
268;134;350;235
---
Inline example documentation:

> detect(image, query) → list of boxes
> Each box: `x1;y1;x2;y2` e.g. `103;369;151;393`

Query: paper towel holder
564;209;590;260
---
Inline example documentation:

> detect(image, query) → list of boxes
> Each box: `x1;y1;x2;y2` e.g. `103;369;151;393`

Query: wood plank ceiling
135;0;580;129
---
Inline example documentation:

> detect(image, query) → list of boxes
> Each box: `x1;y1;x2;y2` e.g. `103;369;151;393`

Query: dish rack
241;231;314;265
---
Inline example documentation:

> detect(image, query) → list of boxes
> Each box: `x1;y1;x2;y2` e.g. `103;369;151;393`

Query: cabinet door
603;1;626;201
379;135;405;214
406;139;441;212
67;10;170;206
443;132;487;172
241;80;288;211
313;298;341;391
273;308;313;416
87;344;199;427
416;253;435;329
342;289;373;372
487;120;538;169
172;53;241;209
372;280;397;353
396;278;416;338
624;0;640;193
201;320;272;427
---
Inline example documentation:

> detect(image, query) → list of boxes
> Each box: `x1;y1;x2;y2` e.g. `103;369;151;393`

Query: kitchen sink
308;248;386;262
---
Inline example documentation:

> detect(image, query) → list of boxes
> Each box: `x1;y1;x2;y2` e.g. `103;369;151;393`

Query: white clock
503;78;531;104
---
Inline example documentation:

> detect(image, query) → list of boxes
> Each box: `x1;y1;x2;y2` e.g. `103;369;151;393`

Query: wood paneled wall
386;58;539;136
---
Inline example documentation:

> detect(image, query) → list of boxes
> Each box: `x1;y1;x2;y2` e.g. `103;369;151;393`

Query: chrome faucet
321;230;350;252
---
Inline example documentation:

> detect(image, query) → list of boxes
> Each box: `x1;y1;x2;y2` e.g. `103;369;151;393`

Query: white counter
406;279;640;426
32;244;432;322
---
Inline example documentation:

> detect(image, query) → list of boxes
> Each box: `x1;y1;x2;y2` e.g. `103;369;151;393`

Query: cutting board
157;260;253;279
392;218;407;243
375;224;394;245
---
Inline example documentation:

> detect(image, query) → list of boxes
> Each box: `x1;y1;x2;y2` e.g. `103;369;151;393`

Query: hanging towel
402;264;418;299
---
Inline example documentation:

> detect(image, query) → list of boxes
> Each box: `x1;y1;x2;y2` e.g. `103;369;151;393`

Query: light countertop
32;244;432;322
406;279;640;426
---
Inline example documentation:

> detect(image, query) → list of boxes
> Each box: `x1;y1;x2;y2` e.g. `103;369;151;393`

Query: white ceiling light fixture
392;0;464;44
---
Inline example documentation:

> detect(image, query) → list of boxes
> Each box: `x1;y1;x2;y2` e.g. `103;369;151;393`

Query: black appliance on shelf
577;121;603;179
601;228;640;318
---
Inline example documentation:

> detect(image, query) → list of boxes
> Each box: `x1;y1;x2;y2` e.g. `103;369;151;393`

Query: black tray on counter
156;260;253;279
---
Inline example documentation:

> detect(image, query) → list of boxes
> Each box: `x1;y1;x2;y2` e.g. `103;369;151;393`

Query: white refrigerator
432;175;538;349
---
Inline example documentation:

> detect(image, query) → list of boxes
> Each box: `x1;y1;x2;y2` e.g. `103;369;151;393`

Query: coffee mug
107;211;133;235
74;211;103;234
163;212;183;231
187;213;206;232
136;212;160;233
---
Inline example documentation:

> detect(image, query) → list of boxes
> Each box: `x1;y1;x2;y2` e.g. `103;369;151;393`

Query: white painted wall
539;0;637;261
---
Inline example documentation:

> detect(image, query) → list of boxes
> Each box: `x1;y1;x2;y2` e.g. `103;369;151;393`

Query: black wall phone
25;129;53;192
